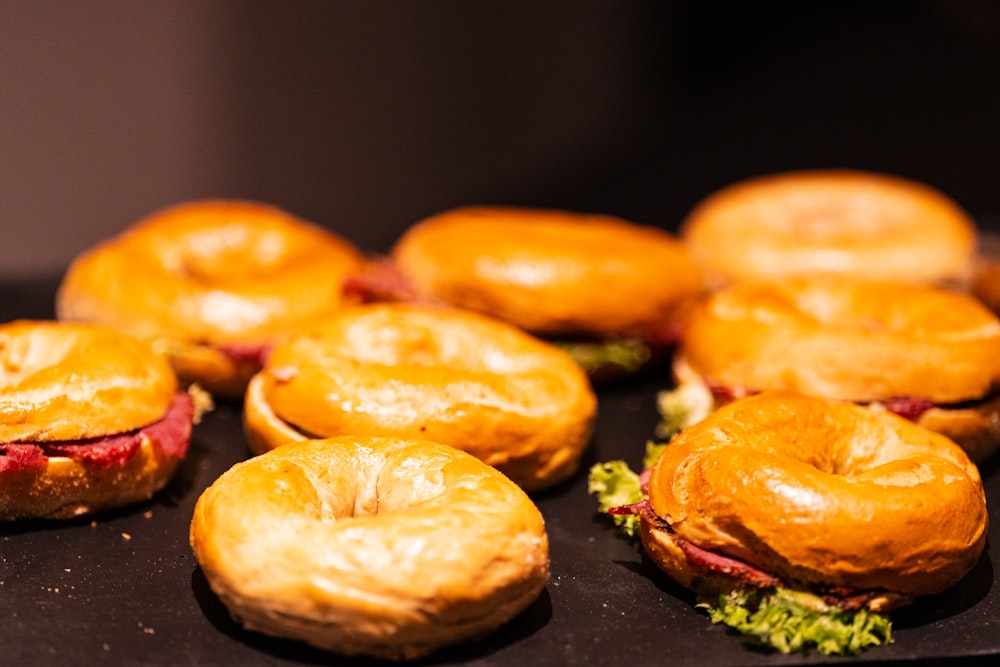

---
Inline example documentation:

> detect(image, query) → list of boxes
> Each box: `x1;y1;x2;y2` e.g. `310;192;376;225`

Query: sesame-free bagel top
681;170;976;287
681;277;1000;404
391;206;704;337
244;302;597;491
0;320;176;443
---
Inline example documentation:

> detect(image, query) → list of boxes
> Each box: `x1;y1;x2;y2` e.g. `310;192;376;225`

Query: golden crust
681;170;976;288
244;303;597;491
56;199;365;397
392;206;704;337
645;392;988;598
970;232;1000;313
916;397;1000;464
189;436;550;660
680;277;1000;404
0;320;177;442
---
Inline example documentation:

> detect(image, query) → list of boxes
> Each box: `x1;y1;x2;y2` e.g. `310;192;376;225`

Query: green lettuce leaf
654;383;713;441
557;337;651;375
588;442;669;538
587;460;643;537
697;587;892;655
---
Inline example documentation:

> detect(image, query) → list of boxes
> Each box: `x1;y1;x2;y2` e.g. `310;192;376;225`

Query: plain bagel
244;302;597;491
642;392;988;608
1;320;196;520
676;277;1000;462
56;199;365;398
681;170;977;288
190;436;550;660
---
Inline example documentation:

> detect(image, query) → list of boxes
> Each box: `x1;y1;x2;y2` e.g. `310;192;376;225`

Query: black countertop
2;277;998;667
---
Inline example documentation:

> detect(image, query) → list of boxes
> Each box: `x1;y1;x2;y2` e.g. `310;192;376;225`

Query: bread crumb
121;532;131;541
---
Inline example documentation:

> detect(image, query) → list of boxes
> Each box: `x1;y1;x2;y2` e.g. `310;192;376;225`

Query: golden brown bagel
677;277;1000;460
56;199;365;398
1;321;194;520
190;436;550;660
970;231;1000;313
244;303;597;491
391;206;704;338
681;170;977;288
642;392;987;606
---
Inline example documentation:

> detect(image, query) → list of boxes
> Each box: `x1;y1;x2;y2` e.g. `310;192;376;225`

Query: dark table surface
2;276;999;667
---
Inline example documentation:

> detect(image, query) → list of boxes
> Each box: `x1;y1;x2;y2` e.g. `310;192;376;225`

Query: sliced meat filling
704;379;988;423
612;499;902;611
0;392;194;473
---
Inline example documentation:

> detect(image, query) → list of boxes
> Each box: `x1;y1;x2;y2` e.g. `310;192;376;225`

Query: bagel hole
169;225;290;283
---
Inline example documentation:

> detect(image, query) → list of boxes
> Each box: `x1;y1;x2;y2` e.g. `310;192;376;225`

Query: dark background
2;0;999;280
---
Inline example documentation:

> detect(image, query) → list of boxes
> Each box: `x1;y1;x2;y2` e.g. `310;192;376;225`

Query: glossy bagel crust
244;303;597;491
1;320;177;442
643;392;987;600
391;206;704;337
1;321;187;520
190;437;550;660
681;277;1000;404
681;170;976;287
56;199;365;397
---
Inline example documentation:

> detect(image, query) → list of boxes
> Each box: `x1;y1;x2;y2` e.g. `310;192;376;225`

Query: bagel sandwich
590;392;987;655
56;199;365;398
242;302;597;492
658;277;1000;463
343;206;705;381
1;321;208;520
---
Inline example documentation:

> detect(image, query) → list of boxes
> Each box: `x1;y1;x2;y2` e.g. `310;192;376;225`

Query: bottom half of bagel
190;436;550;660
0;392;196;520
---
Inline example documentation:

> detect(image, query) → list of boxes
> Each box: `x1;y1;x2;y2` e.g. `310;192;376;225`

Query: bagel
639;392;987;610
970;231;1000;313
244;302;597;491
673;277;1000;461
1;320;196;520
56;199;365;398
681;170;977;288
190;436;549;660
348;206;705;379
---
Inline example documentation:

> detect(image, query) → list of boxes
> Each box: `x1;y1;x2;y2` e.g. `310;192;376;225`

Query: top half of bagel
386;206;705;338
679;276;1000;404
680;170;977;288
1;320;179;443
55;199;365;347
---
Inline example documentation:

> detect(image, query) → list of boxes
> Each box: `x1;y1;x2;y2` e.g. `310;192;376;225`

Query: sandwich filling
0;391;195;472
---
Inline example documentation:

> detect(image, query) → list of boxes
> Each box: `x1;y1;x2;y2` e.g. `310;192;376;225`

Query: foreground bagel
1;321;196;520
675;277;1000;461
190;436;550;660
639;392;987;609
244;303;597;491
56;199;365;397
681;170;977;288
348;206;704;379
